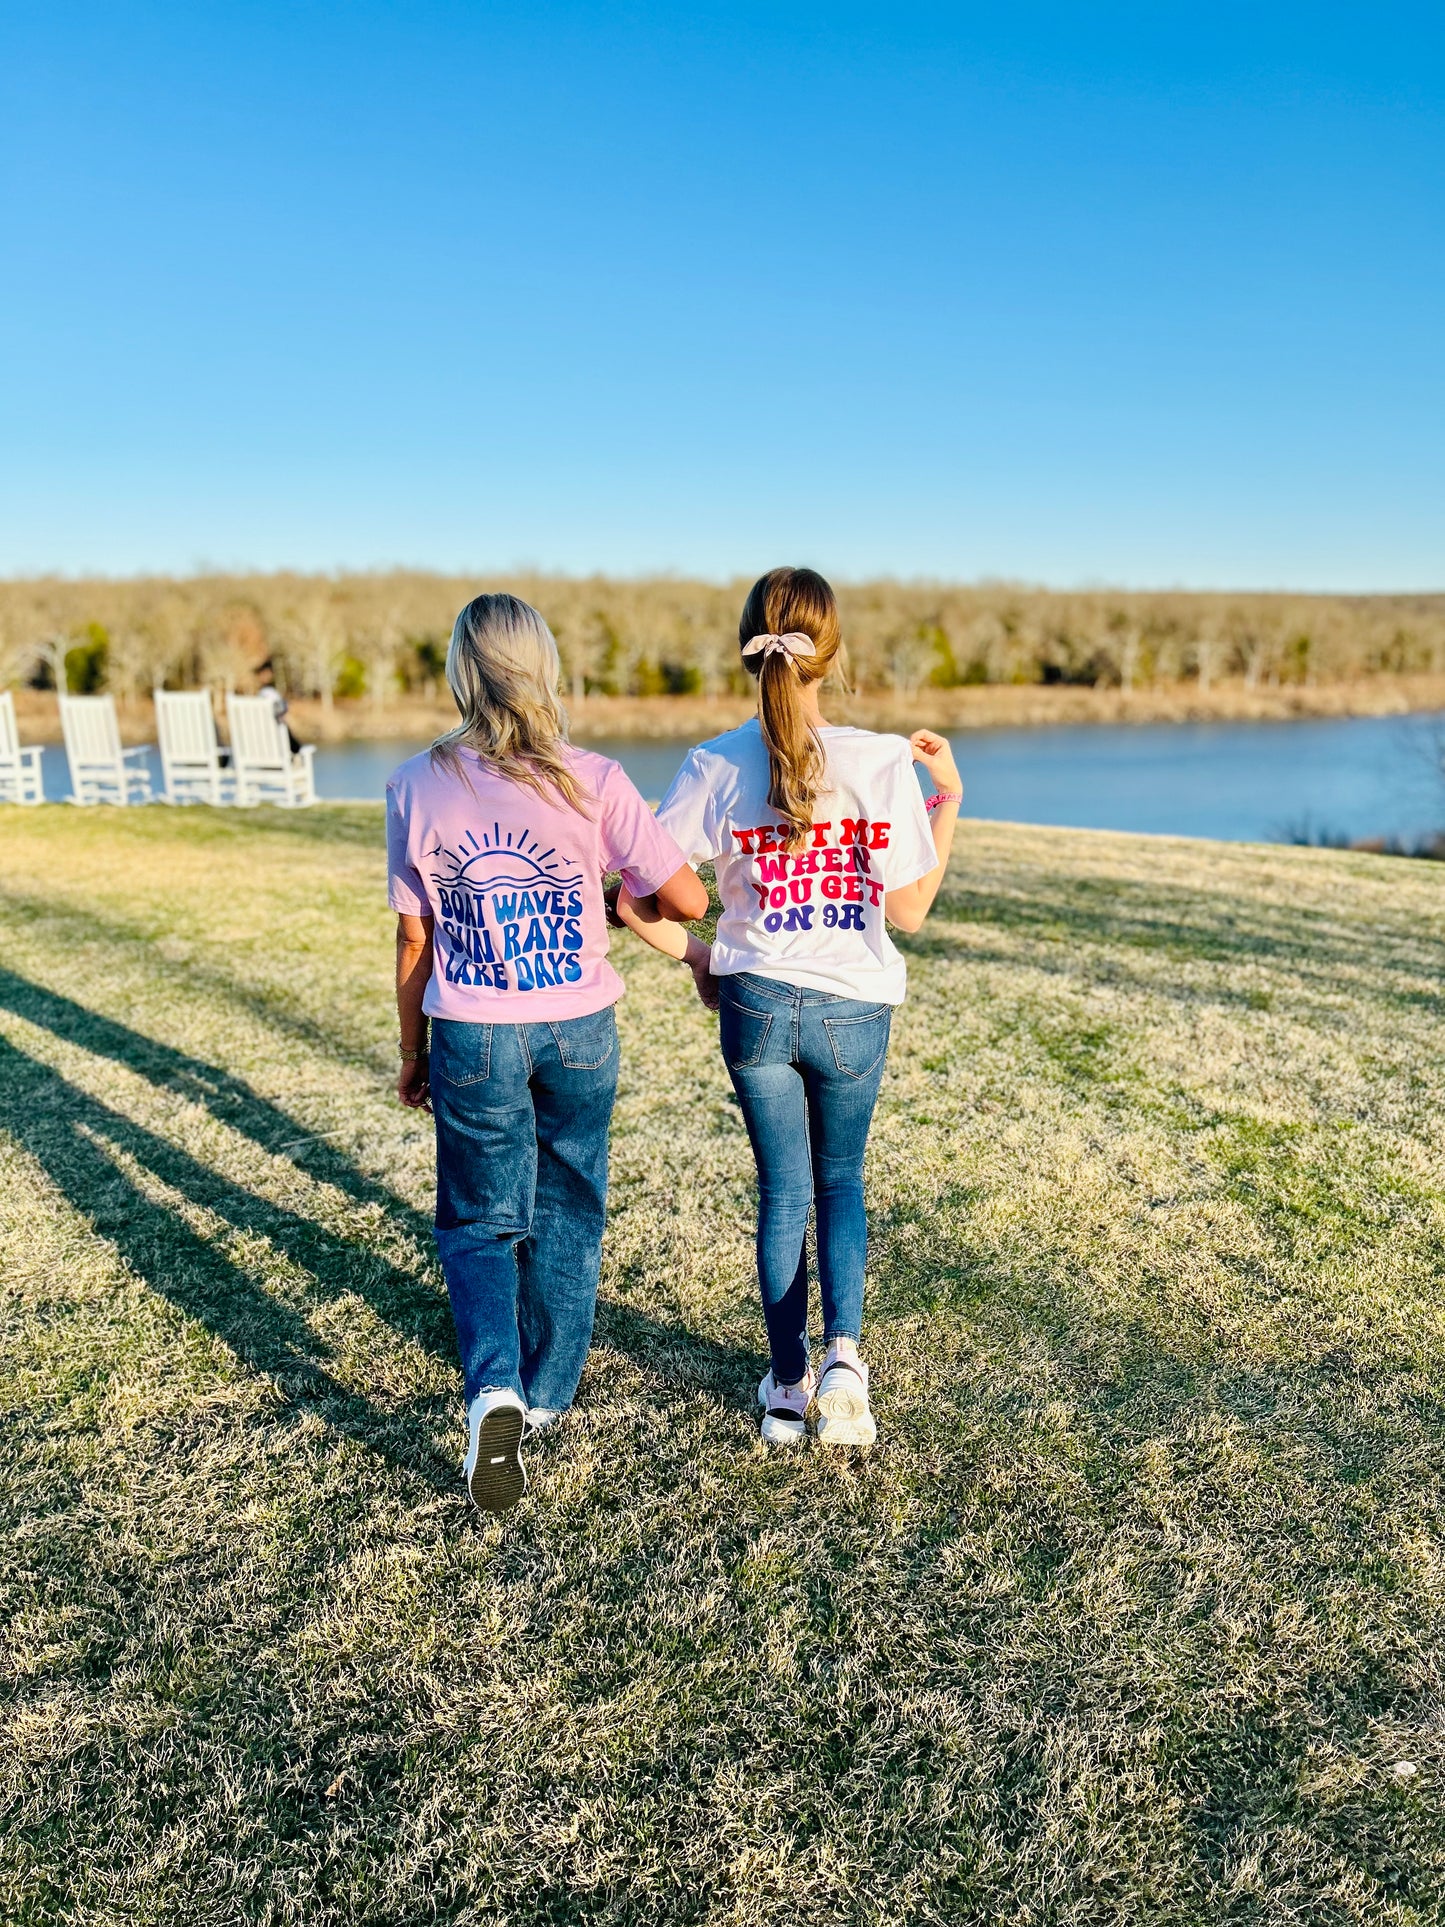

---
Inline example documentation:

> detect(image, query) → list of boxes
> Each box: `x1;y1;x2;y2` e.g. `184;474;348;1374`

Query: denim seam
731;973;798;1006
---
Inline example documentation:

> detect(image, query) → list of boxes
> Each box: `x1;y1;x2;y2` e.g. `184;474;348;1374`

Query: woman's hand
690;956;721;1011
397;1055;432;1112
887;731;963;934
395;914;435;1112
909;729;962;796
682;933;720;1010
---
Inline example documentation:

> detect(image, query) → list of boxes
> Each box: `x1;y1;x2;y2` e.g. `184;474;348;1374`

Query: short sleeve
656;748;720;864
386;781;428;914
877;746;937;890
599;765;689;896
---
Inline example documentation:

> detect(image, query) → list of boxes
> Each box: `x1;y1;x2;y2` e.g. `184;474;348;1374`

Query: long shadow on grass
0;967;755;1408
0;967;450;1354
0;886;386;1069
0;1034;452;1494
593;1298;758;1406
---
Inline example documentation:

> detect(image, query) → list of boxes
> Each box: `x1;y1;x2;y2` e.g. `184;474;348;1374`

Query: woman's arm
612;860;710;959
884;731;963;935
648;862;711;923
395;912;435;1110
615;886;708;963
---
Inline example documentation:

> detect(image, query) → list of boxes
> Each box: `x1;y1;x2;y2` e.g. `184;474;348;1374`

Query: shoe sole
814;1375;876;1449
467;1404;527;1512
760;1411;809;1449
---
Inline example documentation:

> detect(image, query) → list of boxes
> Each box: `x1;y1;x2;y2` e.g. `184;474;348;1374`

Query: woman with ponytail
617;567;962;1447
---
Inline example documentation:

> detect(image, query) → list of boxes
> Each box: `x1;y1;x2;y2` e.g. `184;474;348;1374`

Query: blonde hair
431;593;590;812
739;567;844;850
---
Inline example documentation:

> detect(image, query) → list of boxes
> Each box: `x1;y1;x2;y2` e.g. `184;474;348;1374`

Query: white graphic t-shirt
657;719;937;1005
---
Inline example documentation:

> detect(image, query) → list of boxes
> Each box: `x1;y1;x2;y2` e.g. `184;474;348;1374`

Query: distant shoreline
15;674;1445;747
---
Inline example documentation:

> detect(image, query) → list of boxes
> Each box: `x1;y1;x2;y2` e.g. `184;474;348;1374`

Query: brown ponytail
738;567;843;851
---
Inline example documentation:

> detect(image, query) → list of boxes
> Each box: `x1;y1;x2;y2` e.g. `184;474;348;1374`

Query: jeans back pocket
431;1019;493;1086
719;989;775;1069
552;1007;618;1070
822;1007;891;1080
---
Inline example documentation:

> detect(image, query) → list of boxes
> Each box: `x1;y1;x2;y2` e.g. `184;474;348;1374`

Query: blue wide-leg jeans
717;972;892;1386
430;1007;619;1412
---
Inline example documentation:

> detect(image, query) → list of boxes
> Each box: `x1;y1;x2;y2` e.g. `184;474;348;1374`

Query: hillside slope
2;808;1443;1925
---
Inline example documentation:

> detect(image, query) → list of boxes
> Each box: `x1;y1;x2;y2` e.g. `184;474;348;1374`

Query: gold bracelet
398;1043;429;1061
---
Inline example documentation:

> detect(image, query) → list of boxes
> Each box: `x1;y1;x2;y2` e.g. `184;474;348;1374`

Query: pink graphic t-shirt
386;744;686;1023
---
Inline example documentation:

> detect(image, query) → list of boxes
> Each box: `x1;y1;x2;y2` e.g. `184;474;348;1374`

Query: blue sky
2;2;1441;587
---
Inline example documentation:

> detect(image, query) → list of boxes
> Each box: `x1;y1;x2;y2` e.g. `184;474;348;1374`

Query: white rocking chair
154;689;232;804
0;690;45;804
227;694;317;807
59;694;153;805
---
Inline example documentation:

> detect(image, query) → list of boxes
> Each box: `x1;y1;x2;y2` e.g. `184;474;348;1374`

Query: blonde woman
387;594;705;1511
618;568;962;1448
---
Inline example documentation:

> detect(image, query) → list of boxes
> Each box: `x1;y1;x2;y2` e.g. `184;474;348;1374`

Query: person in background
387;593;705;1513
256;659;302;755
615;566;962;1451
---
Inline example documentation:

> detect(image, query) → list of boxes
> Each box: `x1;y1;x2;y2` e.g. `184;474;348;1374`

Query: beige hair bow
741;631;816;662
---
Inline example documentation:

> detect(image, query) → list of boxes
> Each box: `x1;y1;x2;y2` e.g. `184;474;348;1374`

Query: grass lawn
2;804;1444;1926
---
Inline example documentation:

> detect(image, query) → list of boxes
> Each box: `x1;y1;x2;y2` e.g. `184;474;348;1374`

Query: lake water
36;712;1445;846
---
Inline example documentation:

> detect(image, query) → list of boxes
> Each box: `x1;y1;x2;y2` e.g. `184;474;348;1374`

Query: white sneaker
813;1343;876;1448
757;1366;815;1448
463;1388;527;1512
525;1406;562;1439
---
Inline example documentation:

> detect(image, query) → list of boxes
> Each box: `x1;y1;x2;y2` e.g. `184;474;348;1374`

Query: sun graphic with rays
426;824;585;895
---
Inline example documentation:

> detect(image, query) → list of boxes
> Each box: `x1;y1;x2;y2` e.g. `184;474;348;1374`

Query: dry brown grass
2;806;1444;1924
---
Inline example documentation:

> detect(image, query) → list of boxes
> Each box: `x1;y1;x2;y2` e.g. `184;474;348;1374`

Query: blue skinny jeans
717;972;892;1385
430;1007;619;1412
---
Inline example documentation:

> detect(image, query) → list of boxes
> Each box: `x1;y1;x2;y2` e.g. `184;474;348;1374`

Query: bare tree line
4;571;1443;708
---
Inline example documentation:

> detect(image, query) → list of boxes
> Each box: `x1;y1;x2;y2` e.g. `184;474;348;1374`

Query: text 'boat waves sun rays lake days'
428;824;587;991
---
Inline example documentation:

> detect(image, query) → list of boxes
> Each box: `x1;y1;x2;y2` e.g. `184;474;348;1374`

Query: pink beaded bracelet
925;790;962;813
